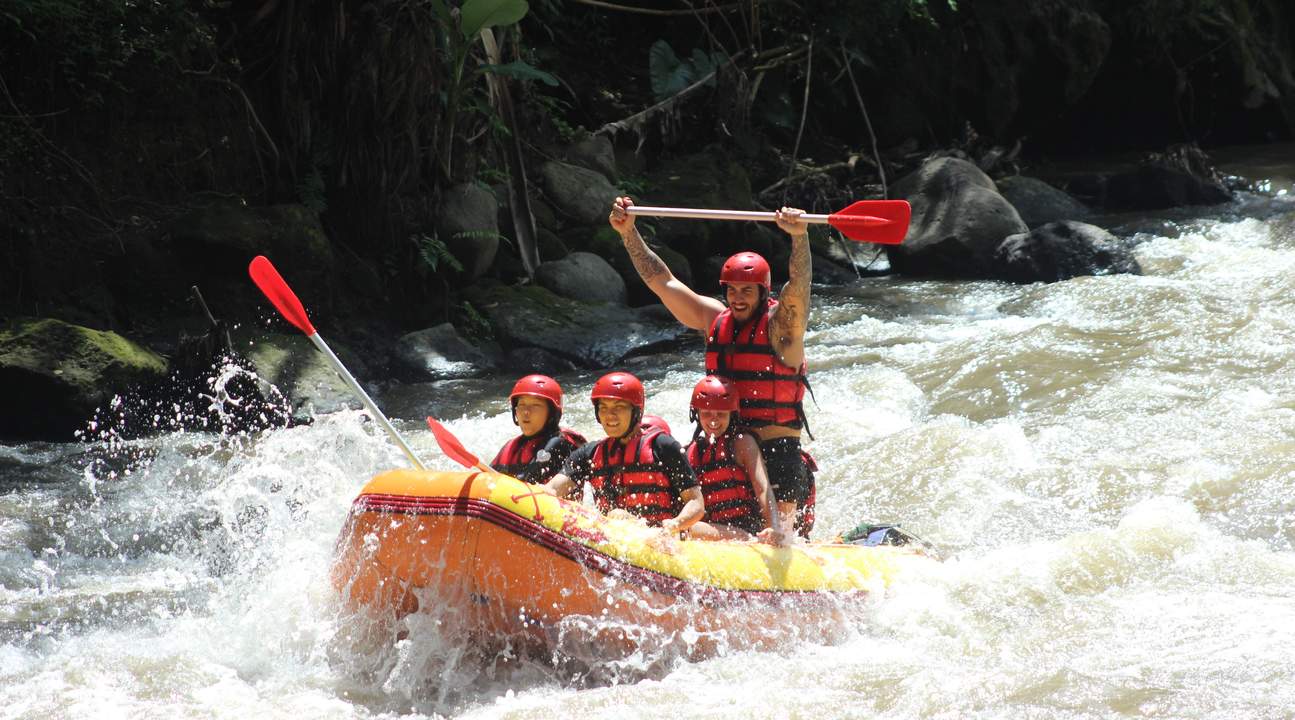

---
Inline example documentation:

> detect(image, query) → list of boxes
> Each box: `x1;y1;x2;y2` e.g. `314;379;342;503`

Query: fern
414;233;465;273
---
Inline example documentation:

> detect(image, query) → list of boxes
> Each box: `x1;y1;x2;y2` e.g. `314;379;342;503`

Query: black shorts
759;437;814;505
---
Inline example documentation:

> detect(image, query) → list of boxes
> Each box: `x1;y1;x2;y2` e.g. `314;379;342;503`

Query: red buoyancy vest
686;435;763;533
705;299;808;429
588;429;678;524
491;428;587;481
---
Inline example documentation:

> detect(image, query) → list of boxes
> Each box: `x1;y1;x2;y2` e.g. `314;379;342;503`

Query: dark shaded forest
1;0;1292;438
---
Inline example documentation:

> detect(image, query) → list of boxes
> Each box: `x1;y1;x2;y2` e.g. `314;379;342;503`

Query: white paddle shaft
627;205;832;224
307;332;426;470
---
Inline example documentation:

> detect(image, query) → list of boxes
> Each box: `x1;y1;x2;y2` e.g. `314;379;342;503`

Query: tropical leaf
649;38;691;100
460;0;529;39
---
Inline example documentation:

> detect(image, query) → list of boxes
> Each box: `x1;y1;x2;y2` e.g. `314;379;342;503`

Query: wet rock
539;161;619;225
997;176;1092;228
535;251;627;304
564;225;692;306
239;333;364;420
436;183;500;280
392;323;499;382
887;157;1028;278
0;318;168;440
993;221;1141;283
464;283;690;368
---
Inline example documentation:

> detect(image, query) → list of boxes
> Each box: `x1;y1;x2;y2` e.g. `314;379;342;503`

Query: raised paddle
627;199;911;245
247;255;426;470
425;416;492;473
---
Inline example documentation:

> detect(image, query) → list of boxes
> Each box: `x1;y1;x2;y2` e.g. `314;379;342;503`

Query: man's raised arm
611;196;724;331
768;207;811;368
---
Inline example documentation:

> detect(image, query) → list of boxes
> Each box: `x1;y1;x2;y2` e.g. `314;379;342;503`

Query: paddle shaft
306;332;426;471
628;205;830;226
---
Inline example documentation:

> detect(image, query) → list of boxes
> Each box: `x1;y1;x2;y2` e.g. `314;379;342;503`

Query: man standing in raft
491;374;586;484
545;371;705;536
610;196;814;536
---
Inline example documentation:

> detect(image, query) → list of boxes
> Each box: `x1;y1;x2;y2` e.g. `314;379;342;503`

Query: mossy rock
237;332;365;421
0;318;168;440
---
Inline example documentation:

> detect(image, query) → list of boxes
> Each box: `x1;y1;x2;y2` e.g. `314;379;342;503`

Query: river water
3;151;1295;718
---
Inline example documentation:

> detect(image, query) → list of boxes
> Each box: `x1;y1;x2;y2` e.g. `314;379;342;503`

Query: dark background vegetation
2;0;1292;346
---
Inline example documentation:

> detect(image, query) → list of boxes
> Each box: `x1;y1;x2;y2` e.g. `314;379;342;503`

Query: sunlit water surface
3;184;1295;719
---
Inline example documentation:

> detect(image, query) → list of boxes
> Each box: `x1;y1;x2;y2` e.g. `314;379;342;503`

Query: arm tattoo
623;229;669;284
772;232;811;339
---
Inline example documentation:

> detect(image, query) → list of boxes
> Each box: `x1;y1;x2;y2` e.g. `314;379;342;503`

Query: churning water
4;171;1295;718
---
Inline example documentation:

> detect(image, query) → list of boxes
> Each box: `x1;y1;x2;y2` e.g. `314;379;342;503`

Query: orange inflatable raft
331;469;935;651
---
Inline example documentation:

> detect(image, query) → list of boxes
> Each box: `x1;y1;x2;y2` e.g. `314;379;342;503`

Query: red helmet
640;414;673;436
690;375;739;412
720;251;771;289
590;371;645;410
509;374;563;411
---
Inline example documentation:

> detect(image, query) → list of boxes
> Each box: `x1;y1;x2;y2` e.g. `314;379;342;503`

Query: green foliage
460;0;529;38
296;145;330;213
0;0;214;108
414;233;465;274
648;39;724;102
454;301;494;344
618;175;652;198
429;0;537;182
533;93;580;145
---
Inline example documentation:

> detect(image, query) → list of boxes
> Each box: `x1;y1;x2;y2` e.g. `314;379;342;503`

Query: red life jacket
588;429;678;524
491;428;586;482
686;434;763;534
705;298;808;429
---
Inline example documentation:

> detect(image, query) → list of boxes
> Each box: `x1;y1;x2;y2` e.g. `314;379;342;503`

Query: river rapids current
3;152;1295;719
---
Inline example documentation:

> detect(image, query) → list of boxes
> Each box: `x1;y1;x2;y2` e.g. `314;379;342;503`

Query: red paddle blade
248;256;316;335
828;200;911;244
426;416;482;469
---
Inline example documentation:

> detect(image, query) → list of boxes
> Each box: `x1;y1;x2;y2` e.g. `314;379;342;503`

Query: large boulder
539;161;619;226
1104;164;1231;211
565;225;693;306
392;323;499;382
0;318;168;440
887;157;1029;278
993;221;1141;283
535;251;627;305
464;283;690;368
436;183;500;280
1063;145;1234;211
564;134;618;183
240;333;364;421
997;176;1092;228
